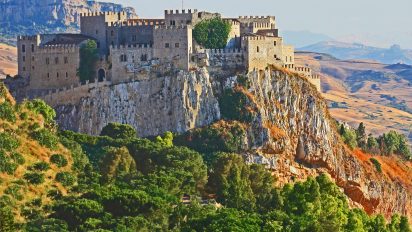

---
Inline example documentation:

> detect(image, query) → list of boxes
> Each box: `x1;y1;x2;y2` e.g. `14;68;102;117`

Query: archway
98;69;105;82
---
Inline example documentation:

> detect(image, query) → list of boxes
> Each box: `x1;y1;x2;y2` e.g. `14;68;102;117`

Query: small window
111;30;114;36
22;67;26;71
22;56;25;62
32;66;35;70
64;57;68;64
165;43;170;48
96;30;99;35
66;72;68;78
274;41;277;46
31;44;35;52
46;58;50;65
32;56;34;61
47;73;50;78
274;55;277;59
22;45;26;53
55;57;59;64
141;54;147;61
175;43;180;48
57;72;59;78
257;46;260;52
120;54;127;62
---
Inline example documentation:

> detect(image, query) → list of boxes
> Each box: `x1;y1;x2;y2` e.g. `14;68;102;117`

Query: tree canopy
193;18;232;49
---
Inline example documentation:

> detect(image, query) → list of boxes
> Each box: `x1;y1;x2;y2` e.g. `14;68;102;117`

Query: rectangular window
55;57;59;64
31;44;35;52
165;43;170;48
274;41;277;46
66;72;68;78
22;67;26;71
32;56;34;61
175;43;180;48
22;45;26;53
47;73;49;78
22;56;25;62
64;57;68;64
46;58;50;65
57;72;59;78
96;30;99;35
32;66;35;70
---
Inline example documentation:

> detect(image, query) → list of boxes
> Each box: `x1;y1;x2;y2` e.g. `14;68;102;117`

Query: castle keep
16;9;321;93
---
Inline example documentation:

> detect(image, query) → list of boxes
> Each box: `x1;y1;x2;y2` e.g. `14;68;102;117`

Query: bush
30;162;51;171
370;158;382;173
0;132;20;151
0;102;16;122
31;129;59;150
24;172;45;185
50;154;68;168
56;172;76;187
193;18;231;49
100;123;137;140
219;89;255;123
25;99;56;124
10;152;25;165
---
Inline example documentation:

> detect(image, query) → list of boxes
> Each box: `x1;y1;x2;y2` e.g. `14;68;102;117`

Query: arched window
22;44;26;53
31;44;34;52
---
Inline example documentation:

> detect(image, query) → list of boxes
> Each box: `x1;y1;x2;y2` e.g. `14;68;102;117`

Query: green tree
25;99;56;125
209;153;256;211
50;154;68;168
341;128;358;149
0;207;15;232
370;215;388;232
99;146;137;183
78;40;99;83
367;134;380;154
193;18;231;49
100;123;137;140
356;122;367;149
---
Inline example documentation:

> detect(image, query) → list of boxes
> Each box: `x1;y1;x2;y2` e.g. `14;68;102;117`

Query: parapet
165;9;198;15
224;19;240;26
153;25;191;30
110;44;153;51
242;35;267;41
108;19;163;27
238;16;274;20
38;44;78;53
79;11;126;17
17;35;40;41
204;48;243;54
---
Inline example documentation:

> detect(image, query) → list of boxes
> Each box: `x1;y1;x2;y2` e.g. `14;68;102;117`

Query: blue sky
113;0;412;48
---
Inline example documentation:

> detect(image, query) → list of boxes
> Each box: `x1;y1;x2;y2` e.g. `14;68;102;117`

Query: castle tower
17;35;41;79
80;12;128;55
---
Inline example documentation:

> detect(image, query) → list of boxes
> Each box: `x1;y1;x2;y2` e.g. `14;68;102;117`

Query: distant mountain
300;41;412;65
0;0;136;45
281;30;334;48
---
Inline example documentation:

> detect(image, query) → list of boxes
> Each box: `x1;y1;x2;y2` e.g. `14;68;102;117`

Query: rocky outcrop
0;0;135;43
239;69;412;220
55;69;220;137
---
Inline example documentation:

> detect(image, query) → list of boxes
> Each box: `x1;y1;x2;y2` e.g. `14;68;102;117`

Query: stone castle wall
237;16;276;34
242;35;283;71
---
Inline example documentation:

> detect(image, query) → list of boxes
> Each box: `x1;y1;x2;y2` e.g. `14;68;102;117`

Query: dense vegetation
339;122;411;159
77;40;99;83
1;83;411;231
193;18;232;49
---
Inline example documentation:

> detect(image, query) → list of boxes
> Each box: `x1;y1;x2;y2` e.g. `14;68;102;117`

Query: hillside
295;52;412;144
0;43;17;79
0;83;86;223
1;79;412;231
300;41;412;65
0;0;136;44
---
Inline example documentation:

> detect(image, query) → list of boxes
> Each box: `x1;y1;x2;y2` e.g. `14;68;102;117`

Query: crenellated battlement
238;16;274;19
110;44;153;51
108;20;163;27
79;11;126;17
242;35;267;41
164;9;198;15
153;25;191;30
38;44;78;53
17;35;40;41
204;48;243;54
224;19;240;26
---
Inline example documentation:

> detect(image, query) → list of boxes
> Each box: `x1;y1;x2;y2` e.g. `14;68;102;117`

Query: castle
16;9;321;93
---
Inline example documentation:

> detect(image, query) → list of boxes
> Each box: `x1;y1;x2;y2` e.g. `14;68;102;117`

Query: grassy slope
0;43;17;77
0;85;73;222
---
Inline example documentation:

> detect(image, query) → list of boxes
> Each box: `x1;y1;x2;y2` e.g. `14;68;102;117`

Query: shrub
24;172;45;185
100;123;137;140
50;154;68;168
31;129;59;150
25;99;56;124
30;162;50;171
0;102;16;122
193;18;231;49
56;172;76;187
219;89;255;123
10;152;25;165
370;158;382;173
0;132;20;151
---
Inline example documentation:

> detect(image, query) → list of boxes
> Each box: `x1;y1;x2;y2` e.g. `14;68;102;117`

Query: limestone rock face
55;69;220;137
241;69;411;220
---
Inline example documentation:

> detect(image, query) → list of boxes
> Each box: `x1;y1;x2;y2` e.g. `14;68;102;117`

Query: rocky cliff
54;69;220;137
0;0;135;44
14;66;412;220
